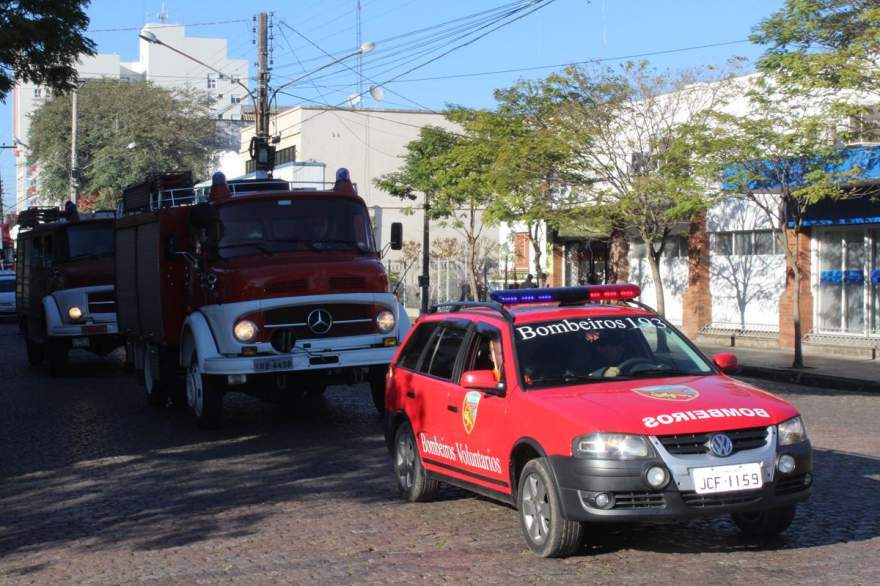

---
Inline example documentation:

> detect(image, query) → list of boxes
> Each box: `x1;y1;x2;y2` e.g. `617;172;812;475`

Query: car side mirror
390;222;403;250
713;353;739;374
461;369;505;395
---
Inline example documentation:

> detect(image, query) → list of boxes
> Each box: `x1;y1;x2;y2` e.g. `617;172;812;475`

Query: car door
444;322;513;495
407;321;471;476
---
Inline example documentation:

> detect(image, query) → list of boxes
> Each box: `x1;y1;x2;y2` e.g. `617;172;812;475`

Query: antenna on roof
157;2;168;23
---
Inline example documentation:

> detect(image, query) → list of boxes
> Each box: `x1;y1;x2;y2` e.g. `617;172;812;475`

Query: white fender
180;311;221;370
395;300;412;341
41;295;64;333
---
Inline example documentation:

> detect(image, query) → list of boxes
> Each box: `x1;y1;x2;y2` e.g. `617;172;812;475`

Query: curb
738;365;880;393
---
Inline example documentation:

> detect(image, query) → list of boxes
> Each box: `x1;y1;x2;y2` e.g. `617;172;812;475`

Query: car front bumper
549;440;812;522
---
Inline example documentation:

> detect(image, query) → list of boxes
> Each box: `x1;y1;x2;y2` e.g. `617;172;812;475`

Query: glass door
872;229;879;335
818;230;844;332
818;228;878;336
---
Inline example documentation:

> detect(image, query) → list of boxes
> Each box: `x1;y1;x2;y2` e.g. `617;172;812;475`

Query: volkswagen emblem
307;308;333;335
708;433;734;457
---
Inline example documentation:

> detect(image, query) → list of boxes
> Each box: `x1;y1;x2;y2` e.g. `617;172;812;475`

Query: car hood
525;375;800;435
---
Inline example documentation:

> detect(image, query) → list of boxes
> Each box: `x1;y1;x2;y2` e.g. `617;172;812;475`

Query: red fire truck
15;207;122;374
115;171;408;428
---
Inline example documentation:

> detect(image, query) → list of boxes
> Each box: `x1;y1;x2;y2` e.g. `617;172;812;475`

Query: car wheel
518;458;583;558
731;504;797;537
394;421;439;502
46;339;68;377
186;353;223;429
25;330;44;366
369;365;387;415
143;344;168;407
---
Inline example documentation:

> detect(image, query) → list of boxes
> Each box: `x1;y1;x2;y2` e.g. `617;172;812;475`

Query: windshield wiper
621;366;696;379
268;238;321;252
312;239;370;253
218;242;274;256
526;374;604;387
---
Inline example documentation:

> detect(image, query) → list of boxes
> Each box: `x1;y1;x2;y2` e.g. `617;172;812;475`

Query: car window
396;322;439;371
423;326;468;380
0;278;14;293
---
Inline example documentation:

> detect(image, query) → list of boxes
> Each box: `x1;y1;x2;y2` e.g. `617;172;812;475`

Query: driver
589;330;629;378
309;216;331;241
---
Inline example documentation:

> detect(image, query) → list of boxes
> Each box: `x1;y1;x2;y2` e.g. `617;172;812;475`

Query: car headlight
376;310;395;333
233;319;259;343
777;416;807;446
573;433;651;459
68;306;83;321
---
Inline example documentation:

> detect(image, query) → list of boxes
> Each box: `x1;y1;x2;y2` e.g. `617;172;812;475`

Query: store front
816;227;880;337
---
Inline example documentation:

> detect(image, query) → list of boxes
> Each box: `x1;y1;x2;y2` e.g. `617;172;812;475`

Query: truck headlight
233;319;259;343
376;310;395;333
573;433;651;459
68;306;83;321
777;416;807;446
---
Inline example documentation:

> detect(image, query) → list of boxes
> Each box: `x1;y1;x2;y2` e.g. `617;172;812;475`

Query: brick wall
778;228;813;348
681;211;712;338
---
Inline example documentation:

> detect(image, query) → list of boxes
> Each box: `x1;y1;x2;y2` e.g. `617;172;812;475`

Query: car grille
657;426;769;456
87;290;116;314
775;474;811;496
612;491;666;509
680;490;762;508
263;303;381;339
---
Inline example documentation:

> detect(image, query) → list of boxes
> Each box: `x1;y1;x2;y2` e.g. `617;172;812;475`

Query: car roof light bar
489;284;641;306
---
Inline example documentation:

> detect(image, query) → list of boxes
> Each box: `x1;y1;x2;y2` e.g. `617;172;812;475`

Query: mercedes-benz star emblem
307;308;333;335
708;433;734;457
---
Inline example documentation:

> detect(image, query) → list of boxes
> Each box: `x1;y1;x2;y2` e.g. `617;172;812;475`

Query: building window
33;88;42;98
712;231;780;256
230;95;242;104
275;145;295;166
667;235;689;258
207;76;216;89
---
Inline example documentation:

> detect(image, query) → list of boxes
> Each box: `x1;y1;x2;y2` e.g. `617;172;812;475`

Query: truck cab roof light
489;284;641;306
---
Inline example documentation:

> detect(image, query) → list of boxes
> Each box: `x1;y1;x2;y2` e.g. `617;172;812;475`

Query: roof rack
429;301;514;322
17;207;64;230
122;171;198;214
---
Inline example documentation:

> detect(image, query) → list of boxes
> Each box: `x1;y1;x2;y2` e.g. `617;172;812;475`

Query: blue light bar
490;284;641;305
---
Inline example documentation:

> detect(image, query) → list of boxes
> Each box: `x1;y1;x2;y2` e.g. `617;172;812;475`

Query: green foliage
0;0;95;101
28;79;215;206
752;0;880;93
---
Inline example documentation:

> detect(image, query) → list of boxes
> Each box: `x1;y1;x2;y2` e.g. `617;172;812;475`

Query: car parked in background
0;269;15;315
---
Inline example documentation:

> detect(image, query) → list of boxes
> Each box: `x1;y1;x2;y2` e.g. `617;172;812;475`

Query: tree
28;79;215;206
0;0;95;101
552;61;735;315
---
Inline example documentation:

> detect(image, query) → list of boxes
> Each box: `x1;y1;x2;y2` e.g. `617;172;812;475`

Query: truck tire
518;458;584;558
24;325;45;366
393;421;439;502
369;365;387;415
186;353;223;429
143;343;168;407
46;339;68;377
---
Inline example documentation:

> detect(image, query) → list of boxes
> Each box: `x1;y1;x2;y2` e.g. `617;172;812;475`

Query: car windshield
67;222;114;260
216;197;376;259
0;278;14;292
513;314;713;389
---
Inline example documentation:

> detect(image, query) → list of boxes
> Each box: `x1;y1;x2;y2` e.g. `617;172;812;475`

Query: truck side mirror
390;222;403;250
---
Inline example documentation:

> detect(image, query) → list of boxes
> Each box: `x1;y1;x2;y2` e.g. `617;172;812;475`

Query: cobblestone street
0;320;878;585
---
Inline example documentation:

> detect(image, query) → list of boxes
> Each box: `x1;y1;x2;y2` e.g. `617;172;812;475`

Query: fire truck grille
263;303;380;338
87;290;117;314
680;490;762;508
656;427;769;456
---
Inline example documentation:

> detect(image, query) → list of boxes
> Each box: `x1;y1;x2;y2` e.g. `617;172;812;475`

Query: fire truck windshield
67;222;114;260
216;197;376;259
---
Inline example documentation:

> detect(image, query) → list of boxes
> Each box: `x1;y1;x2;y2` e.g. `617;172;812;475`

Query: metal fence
386;258;475;310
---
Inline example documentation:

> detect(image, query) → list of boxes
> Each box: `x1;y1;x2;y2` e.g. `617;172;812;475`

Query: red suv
384;285;812;557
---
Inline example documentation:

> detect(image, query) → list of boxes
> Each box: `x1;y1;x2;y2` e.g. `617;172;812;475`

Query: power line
88;18;250;33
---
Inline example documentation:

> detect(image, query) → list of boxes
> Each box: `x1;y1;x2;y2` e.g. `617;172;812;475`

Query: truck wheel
731;504;797;537
142;344;168;407
25;328;45;366
518;458;583;558
46;339;68;377
394;421;439;502
369;365;387;415
186;353;223;429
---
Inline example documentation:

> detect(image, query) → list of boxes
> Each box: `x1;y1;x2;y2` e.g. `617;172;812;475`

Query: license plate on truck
691;463;763;494
254;356;293;372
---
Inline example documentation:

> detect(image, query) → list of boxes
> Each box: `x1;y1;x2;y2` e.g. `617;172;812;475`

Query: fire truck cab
115;171;409;427
15;206;122;374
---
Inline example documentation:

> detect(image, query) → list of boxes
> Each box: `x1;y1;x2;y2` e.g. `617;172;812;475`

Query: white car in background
0;270;15;315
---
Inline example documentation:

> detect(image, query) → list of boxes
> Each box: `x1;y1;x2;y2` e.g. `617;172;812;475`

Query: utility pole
69;88;78;204
251;12;275;178
419;194;430;314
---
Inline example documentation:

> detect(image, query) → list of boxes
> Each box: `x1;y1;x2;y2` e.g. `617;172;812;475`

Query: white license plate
72;337;89;348
692;462;763;494
254;356;293;372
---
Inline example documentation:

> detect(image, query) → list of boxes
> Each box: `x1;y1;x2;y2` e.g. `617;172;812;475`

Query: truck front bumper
48;321;119;337
201;344;397;376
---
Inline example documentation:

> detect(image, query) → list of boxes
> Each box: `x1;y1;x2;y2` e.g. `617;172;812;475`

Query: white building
12;23;248;211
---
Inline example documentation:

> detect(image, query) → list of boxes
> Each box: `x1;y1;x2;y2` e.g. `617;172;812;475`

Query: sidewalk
699;343;880;393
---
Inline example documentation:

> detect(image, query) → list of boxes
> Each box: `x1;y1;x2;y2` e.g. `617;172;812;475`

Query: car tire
143;344;168;407
186;353;223;429
731;504;797;537
518;458;583;558
46;339;68;377
393;421;439;502
369;365;387;415
25;333;44;366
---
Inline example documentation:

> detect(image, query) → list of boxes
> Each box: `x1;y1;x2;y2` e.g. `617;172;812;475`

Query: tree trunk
530;223;543;287
647;244;666;316
791;231;804;368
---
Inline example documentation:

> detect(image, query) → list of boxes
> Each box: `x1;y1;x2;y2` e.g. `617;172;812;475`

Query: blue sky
1;0;784;210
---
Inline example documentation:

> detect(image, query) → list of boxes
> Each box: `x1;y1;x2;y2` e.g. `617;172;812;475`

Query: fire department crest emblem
633;384;699;402
462;391;481;434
